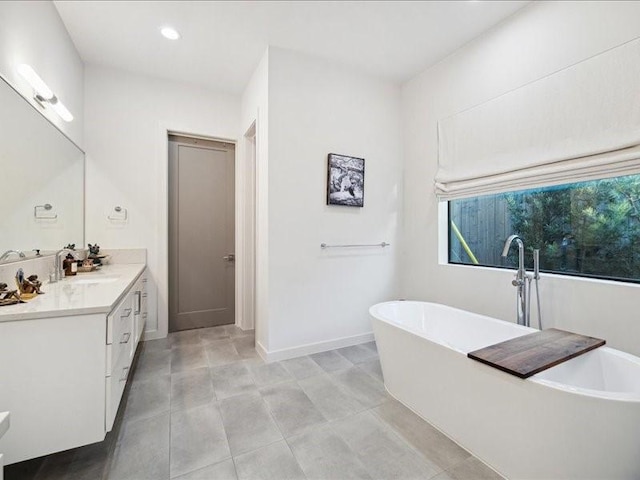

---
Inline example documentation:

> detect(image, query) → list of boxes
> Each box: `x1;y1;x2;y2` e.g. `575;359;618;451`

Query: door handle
223;254;235;262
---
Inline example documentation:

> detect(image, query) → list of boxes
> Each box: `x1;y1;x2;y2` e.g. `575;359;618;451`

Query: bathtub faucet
501;235;531;327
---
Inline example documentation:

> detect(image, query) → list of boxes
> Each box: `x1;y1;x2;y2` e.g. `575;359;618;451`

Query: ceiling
54;1;530;94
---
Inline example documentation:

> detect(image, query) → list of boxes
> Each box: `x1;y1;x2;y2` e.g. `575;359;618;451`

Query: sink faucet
0;250;26;262
52;249;79;283
501;235;530;327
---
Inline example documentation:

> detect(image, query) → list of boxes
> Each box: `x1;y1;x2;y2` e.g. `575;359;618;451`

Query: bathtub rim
370;300;640;403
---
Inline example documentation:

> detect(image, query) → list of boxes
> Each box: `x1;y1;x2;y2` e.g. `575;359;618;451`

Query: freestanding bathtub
370;301;640;480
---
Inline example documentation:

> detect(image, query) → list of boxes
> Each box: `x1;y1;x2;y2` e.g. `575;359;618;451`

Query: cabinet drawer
107;299;134;374
105;351;131;432
107;294;133;345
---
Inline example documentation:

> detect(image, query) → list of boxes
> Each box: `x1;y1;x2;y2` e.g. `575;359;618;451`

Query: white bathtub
370;301;640;480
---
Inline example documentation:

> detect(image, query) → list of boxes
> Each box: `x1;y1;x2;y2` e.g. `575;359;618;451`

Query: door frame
154;124;257;339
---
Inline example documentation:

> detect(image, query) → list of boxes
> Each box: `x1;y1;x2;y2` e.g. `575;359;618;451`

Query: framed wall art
326;153;365;207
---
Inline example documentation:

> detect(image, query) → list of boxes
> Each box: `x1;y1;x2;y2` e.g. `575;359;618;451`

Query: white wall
264;48;402;358
84;65;239;339
0;0;83;146
401;1;640;356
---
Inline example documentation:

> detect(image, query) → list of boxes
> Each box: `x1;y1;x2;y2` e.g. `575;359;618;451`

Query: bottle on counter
63;254;78;276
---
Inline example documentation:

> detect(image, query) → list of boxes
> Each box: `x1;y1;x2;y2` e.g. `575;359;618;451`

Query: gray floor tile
330;366;388;408
225;325;253;338
260;381;327;438
140;337;172;353
232;335;259;359
298;374;366;421
219;392;283;456
109;413;170;480
123;374;171;423
309;350;353;372
373;400;471;471
432;457;504;480
361;341;378;353
288;424;371;480
170;329;203;348
246;361;293;387
172;459;238;479
332;411;442;480
335;344;378;364
210;362;258;399
171;345;208;373
64;441;114;480
170;402;231;478
30;449;71;479
358;358;384;383
199;326;232;344
11;329;495;480
171;367;215;411
234;441;306;480
280;356;324;380
204;341;242;367
132;348;171;383
241;357;265;373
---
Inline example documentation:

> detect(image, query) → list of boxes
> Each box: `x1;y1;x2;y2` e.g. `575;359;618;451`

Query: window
448;174;640;283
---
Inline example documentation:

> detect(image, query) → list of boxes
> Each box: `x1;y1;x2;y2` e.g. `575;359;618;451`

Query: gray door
169;135;235;332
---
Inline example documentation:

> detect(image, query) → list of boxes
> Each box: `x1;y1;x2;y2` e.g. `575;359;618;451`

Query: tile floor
5;325;503;480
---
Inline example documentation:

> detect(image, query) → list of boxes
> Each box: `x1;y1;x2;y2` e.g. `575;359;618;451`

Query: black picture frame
326;153;365;207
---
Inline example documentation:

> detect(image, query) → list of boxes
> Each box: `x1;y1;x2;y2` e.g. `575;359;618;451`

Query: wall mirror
0;75;84;263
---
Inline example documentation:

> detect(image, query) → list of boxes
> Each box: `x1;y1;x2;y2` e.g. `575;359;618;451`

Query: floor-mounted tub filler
370;301;640;480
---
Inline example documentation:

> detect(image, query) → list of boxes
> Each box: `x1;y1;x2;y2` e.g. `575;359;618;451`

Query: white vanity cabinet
105;271;147;431
0;265;147;466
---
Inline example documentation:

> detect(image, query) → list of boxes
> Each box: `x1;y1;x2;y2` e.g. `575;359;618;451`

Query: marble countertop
0;411;9;440
0;264;146;322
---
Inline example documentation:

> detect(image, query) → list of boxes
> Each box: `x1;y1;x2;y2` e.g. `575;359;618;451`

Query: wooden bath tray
467;328;605;379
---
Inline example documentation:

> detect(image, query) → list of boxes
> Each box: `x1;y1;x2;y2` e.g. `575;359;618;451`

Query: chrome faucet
501;235;530;327
52;249;79;283
0;250;26;262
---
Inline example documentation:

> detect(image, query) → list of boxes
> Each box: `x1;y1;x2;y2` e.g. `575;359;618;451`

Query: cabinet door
105;350;131;431
133;273;148;342
107;294;134;370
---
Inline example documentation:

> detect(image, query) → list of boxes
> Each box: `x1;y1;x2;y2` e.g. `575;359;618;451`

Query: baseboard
256;340;269;362
255;332;375;363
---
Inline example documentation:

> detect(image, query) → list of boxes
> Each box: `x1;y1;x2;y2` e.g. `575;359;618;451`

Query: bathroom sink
71;276;120;285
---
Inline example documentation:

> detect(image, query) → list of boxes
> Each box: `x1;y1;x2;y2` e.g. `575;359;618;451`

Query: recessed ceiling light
160;27;181;40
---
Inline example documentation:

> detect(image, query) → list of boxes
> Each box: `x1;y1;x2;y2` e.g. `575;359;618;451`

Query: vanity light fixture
16;64;74;122
160;26;181;40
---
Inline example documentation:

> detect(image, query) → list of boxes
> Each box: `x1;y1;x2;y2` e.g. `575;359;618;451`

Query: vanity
0;264;147;465
0;57;153;466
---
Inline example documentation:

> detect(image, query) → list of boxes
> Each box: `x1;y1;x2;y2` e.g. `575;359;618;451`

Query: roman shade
435;37;640;200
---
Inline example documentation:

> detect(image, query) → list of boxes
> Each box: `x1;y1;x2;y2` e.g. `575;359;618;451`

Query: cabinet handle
120;332;131;344
134;291;141;315
142;293;148;298
121;308;132;318
119;366;130;382
142;278;147;283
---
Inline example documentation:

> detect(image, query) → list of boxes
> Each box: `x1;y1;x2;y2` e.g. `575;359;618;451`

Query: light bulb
160;27;181;40
17;64;54;100
49;96;74;122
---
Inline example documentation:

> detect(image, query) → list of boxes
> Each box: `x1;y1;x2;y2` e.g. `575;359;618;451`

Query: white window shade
436;38;640;200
